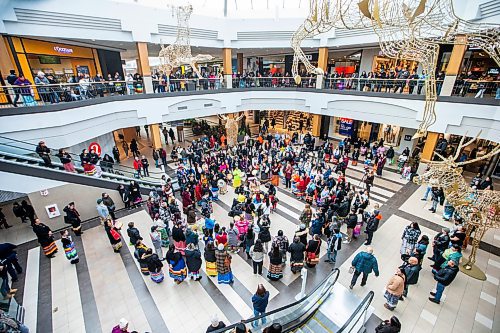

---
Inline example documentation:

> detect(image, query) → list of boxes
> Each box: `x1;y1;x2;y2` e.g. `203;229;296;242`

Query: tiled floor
335;213;500;333
6;133;499;332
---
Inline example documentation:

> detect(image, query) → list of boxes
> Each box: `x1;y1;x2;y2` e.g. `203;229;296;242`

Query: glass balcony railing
0;77;498;109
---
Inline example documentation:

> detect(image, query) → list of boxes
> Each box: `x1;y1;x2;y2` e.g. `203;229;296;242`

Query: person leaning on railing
6;70;20;107
13;74;36;106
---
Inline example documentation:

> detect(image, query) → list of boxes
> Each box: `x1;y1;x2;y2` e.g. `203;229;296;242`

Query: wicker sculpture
219;114;245;147
158;5;214;78
291;0;500;138
414;134;500;279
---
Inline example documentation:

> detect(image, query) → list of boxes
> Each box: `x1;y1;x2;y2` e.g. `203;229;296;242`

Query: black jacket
185;248;202;272
434;265;459;286
366;216;380;232
127;227;142;245
403;263;421;285
346;213;358;228
288;242;306;262
433;233;450;252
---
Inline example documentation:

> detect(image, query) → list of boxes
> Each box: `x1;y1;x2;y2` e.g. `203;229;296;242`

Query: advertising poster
339;118;354;136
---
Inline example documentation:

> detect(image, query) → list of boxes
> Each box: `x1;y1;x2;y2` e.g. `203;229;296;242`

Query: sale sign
339;118;354;136
89;142;102;156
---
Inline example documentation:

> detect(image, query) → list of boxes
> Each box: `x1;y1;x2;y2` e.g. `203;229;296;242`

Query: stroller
211;187;220;201
218;179;228;195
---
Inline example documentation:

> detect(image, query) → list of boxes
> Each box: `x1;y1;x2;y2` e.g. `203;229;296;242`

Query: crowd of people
4;115;493;333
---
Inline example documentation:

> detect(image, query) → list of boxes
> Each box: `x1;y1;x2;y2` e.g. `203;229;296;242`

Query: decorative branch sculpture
158;5;214;78
219;114;245;147
291;0;500;138
414;132;500;276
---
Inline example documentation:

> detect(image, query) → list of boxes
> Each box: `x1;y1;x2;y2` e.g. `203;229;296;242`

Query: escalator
213;269;374;333
0;137;178;195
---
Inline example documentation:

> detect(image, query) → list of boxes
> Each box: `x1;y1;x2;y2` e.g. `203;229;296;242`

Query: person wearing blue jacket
252;284;270;328
350;246;379;289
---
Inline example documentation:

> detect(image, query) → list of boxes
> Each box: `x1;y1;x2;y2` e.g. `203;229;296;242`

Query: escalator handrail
212;268;340;333
0;134;166;176
0;149;163;188
0;138;141;177
337;290;375;332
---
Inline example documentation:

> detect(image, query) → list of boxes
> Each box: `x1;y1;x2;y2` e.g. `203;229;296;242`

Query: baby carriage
397;155;408;172
211;187;220;201
217;179;228;195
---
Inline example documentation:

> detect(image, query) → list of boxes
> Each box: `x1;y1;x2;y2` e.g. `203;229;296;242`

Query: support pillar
136;42;153;93
316;47;329;89
421;132;440;160
150;124;162;149
222;48;233;89
311;114;322;137
485;152;499;177
122;127;137;143
237;52;243;74
440;36;467;96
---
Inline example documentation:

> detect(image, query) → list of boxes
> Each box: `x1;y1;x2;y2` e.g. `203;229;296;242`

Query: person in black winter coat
288;236;306;273
0;243;22;281
12;202;27;223
365;209;381;245
345;208;358;243
429;260;459;304
401;256;421;299
21;200;36;225
0;208;12;229
375;316;401;333
185;243;203;281
429;228;450;264
127;222;143;246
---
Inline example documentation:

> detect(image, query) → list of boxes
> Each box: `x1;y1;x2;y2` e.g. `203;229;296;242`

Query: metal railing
212;269;340;333
232;76;317;89
0;77;498;108
0;135;176;192
324;77;500;98
338;291;375;333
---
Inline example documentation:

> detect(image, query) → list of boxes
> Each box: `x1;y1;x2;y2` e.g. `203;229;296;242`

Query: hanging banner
339;118;354;136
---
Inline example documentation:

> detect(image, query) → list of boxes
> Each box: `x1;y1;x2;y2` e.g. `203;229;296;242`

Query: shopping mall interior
0;0;499;332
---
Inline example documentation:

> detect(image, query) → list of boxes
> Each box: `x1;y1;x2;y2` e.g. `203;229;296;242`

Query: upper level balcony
0;77;498;148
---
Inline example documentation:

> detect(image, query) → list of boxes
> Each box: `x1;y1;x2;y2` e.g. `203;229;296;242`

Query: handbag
110;228;121;241
348;266;355;274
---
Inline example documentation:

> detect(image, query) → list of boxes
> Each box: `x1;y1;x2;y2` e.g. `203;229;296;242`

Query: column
484;153;499;177
311;114;322;137
440;36;467;96
136;42;153;93
122;127;137;143
222;48;233;89
0;38;17;105
421;132;439;160
237;52;243;74
316;47;329;89
150;124;163;149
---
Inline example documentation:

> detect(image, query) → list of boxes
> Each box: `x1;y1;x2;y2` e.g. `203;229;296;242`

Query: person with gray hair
206;313;226;332
349;246;379;289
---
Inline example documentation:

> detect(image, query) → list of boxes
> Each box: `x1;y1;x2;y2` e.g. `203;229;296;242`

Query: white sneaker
342;240;350;244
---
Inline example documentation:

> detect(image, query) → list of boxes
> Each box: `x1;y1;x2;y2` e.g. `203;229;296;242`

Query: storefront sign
53;46;73;54
89;142;102;156
404;134;412;141
339;118;354;136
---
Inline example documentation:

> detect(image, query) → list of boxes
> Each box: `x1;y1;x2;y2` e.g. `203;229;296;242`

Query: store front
4;37;103;83
371;54;418;73
328;117;408;147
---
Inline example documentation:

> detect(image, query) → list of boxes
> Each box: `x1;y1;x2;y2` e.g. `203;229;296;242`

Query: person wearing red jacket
133;157;143;178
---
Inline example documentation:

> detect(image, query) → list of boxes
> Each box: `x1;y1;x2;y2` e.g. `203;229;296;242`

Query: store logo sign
53;46;73;54
339;118;354;136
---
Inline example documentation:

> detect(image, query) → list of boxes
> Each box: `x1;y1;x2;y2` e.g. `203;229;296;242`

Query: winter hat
210;314;219;327
119;318;128;329
96;199;103;204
